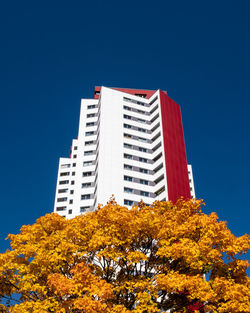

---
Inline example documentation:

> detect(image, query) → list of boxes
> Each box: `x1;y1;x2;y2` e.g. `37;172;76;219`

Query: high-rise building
54;86;195;218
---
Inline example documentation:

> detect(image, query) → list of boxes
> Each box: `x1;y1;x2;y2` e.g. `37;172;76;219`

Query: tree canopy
0;198;249;312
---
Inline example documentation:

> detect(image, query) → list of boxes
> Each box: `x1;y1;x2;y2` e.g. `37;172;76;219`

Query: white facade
54;87;195;218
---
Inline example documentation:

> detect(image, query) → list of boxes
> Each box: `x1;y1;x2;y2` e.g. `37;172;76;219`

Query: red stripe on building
159;90;191;202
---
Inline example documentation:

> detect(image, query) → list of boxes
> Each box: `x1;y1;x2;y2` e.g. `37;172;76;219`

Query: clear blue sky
0;0;249;260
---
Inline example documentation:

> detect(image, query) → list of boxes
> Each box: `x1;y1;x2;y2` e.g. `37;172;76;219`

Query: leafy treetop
0;198;249;312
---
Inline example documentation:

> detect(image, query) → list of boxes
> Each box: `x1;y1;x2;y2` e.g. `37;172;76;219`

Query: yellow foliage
0;198;249;312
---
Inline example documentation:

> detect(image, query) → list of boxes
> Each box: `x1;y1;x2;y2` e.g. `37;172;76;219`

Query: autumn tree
0;198;249;312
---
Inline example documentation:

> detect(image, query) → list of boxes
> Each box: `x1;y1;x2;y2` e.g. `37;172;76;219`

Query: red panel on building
94;86;161;99
159;90;191;202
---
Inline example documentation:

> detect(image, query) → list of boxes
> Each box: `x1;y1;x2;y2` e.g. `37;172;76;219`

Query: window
61;164;70;168
69;200;73;204
60;172;70;176
124;114;131;120
82;183;91;188
81;194;90;200
124;175;133;182
154;175;164;185
58;189;68;193
124;153;132;159
87;105;96;109
68;209;72;214
71;181;75;185
153;153;162;163
151;122;160;133
86;122;95;127
151;113;159;124
124;123;132;129
155;186;165;196
85;131;94;136
123;105;131;111
139;147;147;152
59;180;69;185
56;206;66;211
140;179;149;185
57;197;67;202
140;191;149;197
124;97;133;102
83;161;92;166
154;163;163;173
124;164;132;170
137;109;145;114
85;141;94;146
140;168;149;174
149;96;158;106
139;157;148;163
70;190;74;194
72;163;76;167
138;127;146;133
82;172;92;177
124;143;132;149
124;199;133;205
150;104;159;115
124;187;133;193
72;172;75;176
87;113;95;118
74;146;77;150
80;206;89;213
124;133;132;139
73;155;77;158
84;150;93;156
137;118;146;123
136;100;146;106
152;142;161;152
138;137;147;142
152;132;161;142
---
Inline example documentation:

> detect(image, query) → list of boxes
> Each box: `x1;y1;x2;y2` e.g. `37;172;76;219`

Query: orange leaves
207;277;250;313
0;199;249;312
157;271;214;302
48;273;73;296
47;263;113;312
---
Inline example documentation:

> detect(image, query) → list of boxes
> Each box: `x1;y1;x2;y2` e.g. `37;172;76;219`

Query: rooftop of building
94;86;167;99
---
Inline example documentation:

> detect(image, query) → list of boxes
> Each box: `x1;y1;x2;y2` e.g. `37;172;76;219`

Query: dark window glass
124;199;133;205
59;180;69;185
56;206;66;211
124;176;133;182
139;168;148;174
82;172;92;177
81;194;91;200
60;172;70;176
57;197;67;202
58;189;68;193
86;122;95;127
